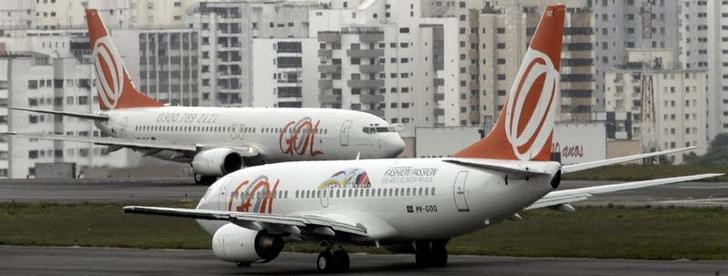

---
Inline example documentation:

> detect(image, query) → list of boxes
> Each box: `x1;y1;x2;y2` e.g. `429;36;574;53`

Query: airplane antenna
355;152;361;160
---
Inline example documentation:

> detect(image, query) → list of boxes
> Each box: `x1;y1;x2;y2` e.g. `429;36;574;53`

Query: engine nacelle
191;148;243;176
212;224;284;264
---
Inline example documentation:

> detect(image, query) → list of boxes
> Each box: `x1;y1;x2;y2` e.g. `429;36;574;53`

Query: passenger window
336;189;341;198
394;189;399;197
348;189;353;197
431;187;436;195
295;190;299;198
377;189;381;197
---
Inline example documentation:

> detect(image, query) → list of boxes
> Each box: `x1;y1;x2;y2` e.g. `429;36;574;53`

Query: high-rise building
458;0;596;123
707;0;728;137
587;0;680;112
311;0;461;136
1;54;132;178
188;1;321;106
604;50;708;164
251;39;319;108
114;29;200;106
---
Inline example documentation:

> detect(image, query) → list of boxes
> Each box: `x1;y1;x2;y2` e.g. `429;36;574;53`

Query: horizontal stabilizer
561;147;695;174
443;159;553;177
527;173;723;209
9;106;108;120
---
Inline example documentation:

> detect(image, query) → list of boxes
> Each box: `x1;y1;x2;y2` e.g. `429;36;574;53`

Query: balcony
359;64;384;73
346;49;384;58
318;49;332;58
359;32;384;43
318;79;333;89
318;32;341;42
360;94;384;104
318;64;341;73
434;93;445;101
347;79;384;88
434;108;445;116
319;94;341;104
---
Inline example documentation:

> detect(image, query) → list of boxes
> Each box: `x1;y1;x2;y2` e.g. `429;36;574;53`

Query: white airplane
123;5;721;272
6;9;405;184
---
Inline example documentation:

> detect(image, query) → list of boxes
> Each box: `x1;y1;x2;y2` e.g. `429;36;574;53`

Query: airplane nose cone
387;135;406;157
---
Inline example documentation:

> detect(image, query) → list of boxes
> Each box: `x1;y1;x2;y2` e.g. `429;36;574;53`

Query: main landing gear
316;246;350;272
194;174;217;185
414;239;449;267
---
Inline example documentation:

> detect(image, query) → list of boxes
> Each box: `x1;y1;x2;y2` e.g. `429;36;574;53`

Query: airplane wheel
333;249;350;272
316;250;334;272
414;241;431;266
430;240;448;267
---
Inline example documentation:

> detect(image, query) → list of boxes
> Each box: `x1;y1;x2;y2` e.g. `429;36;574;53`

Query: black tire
430;240;448;267
414;241;431;266
333;249;350;272
317;251;334;272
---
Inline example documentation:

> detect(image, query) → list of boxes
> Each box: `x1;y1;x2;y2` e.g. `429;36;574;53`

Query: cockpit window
362;126;395;134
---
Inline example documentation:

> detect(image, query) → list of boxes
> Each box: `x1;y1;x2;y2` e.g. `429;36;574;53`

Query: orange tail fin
453;5;565;161
86;9;162;110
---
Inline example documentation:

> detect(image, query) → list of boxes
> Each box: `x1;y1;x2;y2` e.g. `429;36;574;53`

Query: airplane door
218;183;229;210
339;120;352;147
453;170;470;212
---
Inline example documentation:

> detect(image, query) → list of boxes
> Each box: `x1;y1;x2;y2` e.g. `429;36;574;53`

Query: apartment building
604;50;708;164
188;1;320;106
114;29;200;106
251;39;318;108
1;54;131;178
310;0;461;136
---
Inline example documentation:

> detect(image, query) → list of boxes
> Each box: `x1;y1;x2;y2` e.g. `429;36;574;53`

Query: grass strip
1;202;727;260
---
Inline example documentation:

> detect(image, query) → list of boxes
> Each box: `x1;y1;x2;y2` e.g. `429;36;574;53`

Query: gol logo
279;117;324;157
92;36;124;109
504;49;559;161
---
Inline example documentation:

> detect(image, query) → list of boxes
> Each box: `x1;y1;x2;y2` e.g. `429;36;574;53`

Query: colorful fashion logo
318;168;371;189
227;175;280;214
279;117;324;157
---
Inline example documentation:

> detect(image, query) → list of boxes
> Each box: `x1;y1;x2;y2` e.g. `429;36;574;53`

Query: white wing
123;206;368;237
4;132;261;157
527;173;723;210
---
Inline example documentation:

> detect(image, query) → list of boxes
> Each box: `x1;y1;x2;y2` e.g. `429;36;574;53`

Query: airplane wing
123;206;368;237
9;106;108;121
4;132;262;157
562;147;695;174
526;173;723;210
6;132;196;152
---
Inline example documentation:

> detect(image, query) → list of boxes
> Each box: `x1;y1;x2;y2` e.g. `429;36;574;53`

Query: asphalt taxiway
0;178;726;207
0;246;726;276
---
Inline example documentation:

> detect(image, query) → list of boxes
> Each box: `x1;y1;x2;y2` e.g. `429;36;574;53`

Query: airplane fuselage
96;107;404;163
195;158;560;242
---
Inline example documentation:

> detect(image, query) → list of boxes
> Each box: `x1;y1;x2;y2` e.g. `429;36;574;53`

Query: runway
0;246;726;276
0;178;726;207
0;178;203;203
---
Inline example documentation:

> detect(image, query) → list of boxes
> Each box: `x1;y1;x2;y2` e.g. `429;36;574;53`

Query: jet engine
191;148;243;176
212;223;284;264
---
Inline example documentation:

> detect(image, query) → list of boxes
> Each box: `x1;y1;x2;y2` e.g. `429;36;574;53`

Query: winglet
453;5;565;161
86;9;162;110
